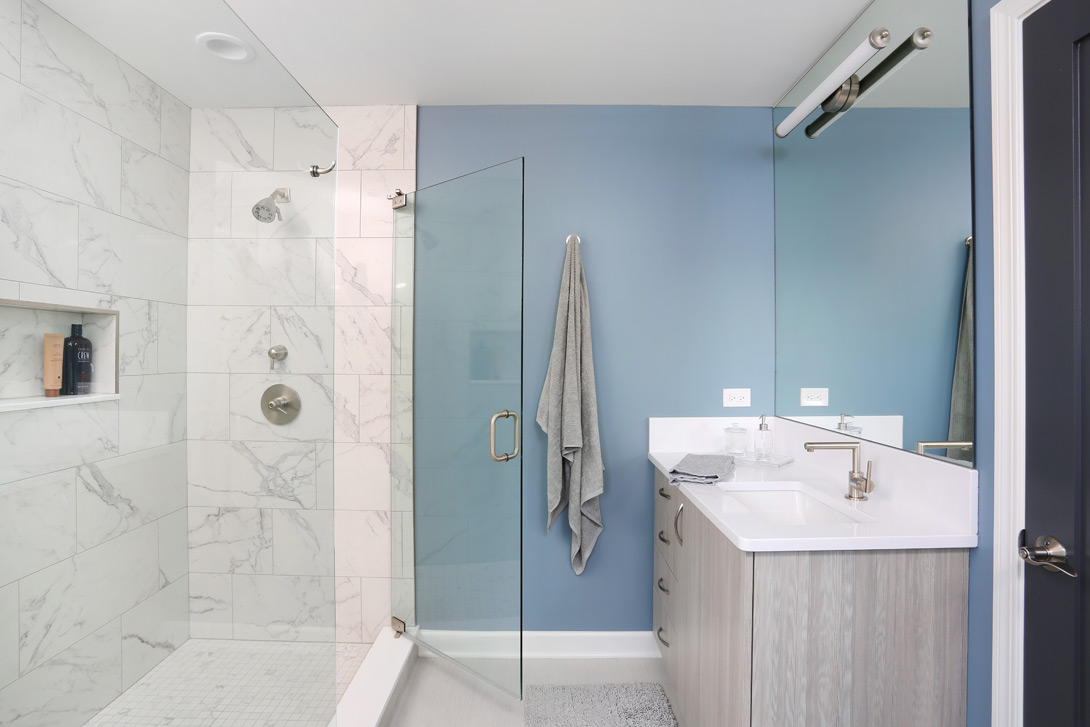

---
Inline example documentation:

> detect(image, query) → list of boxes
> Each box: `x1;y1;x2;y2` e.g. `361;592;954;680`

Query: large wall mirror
773;0;974;465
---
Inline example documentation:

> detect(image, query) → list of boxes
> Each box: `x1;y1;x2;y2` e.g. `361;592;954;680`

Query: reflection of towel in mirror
669;454;736;486
537;239;604;576
947;243;974;461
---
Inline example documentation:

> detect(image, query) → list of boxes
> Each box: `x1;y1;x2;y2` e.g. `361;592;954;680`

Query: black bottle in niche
60;324;92;396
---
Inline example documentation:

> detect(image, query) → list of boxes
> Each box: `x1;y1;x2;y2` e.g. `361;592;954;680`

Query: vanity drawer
654;472;677;571
653;548;676;621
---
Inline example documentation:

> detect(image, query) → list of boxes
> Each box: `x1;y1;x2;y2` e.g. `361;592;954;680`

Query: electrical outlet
800;387;829;407
722;388;751;407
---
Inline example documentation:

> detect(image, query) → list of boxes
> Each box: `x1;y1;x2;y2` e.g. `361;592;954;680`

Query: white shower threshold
332;626;417;727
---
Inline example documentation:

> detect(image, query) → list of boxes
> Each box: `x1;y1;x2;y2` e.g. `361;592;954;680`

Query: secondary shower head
252;188;291;223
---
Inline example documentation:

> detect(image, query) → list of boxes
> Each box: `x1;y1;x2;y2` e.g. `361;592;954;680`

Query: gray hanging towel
947;241;974;461
537;238;604;575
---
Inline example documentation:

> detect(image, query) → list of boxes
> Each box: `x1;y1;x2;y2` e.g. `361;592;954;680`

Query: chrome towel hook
309;160;337;177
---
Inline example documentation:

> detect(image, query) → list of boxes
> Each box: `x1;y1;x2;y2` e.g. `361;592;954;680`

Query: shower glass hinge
388;189;407;209
391;616;406;638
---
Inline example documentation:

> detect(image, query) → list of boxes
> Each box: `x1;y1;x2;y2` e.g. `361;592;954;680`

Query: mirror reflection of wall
773;0;974;465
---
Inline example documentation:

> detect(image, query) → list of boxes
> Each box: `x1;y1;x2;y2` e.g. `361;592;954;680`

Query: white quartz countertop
650;451;978;552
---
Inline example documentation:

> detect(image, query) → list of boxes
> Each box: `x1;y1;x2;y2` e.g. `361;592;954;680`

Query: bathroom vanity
648;420;976;727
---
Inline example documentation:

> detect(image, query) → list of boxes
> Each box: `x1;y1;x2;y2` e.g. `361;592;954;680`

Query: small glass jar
724;423;747;456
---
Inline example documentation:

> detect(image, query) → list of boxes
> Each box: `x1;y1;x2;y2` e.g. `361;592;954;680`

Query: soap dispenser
837;414;863;437
755;415;774;461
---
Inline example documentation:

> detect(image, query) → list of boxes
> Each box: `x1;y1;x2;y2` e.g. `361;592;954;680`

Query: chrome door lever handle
1019;535;1078;578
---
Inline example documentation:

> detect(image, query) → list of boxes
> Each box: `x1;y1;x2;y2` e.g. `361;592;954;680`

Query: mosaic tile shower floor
85;640;369;727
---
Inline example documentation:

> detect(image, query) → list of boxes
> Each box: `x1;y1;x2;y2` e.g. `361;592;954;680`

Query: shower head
252;188;291;223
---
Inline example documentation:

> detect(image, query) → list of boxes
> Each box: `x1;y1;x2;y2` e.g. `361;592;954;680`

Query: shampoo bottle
61;324;92;395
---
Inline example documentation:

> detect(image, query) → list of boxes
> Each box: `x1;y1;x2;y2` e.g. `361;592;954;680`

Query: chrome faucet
802;441;875;501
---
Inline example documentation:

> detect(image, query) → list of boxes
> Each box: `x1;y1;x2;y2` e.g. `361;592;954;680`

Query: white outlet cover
723;388;751;407
800;387;829;407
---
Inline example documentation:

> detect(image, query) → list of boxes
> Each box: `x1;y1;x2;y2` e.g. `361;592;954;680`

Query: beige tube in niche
43;333;64;397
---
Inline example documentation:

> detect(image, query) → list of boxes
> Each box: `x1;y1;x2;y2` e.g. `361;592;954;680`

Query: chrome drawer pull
658;530;671;545
657;577;670;595
658;486;672;500
657;628;670;648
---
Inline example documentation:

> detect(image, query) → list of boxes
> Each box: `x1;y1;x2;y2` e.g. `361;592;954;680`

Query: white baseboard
414;630;660;660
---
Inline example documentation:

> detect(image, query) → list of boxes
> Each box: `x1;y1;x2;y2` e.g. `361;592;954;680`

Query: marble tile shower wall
186;104;416;648
0;2;190;726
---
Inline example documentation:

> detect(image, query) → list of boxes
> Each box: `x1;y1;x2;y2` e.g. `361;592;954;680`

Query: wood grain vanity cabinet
652;471;969;727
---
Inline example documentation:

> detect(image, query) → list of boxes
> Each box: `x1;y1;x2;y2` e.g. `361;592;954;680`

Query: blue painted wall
773;108;973;450
417;106;776;630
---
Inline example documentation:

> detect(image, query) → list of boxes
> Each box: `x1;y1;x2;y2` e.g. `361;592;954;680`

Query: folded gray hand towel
669;453;735;485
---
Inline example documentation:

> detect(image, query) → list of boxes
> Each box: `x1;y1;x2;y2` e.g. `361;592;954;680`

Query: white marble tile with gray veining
120;578;188;688
21;0;161;151
273;106;337;172
121;140;188;237
158;507;188;587
0;0;18;81
333;442;391;511
393;305;413;374
231;171;336;240
156;302;186;374
315;442;333;510
333;374;359;442
325;105;404;170
335;239;393;306
232;574;335;642
335;306;391;375
229;373;334;442
18;522;158;672
186;373;229;440
404;105;417;169
392;374;413;444
360;577;392;643
360;170;415;237
116;297;157;376
189;572;231;639
271;306;333;374
390;443;413;513
336;171;362;238
0;619;122;727
0;74;121;212
188;507;272;575
0;401;118;485
118;373;186;455
188;238;315;306
0;177;79;288
334;510;390;579
334;577;363;644
358;374;392;443
75;441;186;550
391;577;415;628
187;440;317;509
272;510;334;576
190;107;273;172
78;205;187;304
315;237;335;306
188;172;231;238
0;305;74;398
187;305;270;373
159;90;190;170
0;469;75;587
0;582;16;688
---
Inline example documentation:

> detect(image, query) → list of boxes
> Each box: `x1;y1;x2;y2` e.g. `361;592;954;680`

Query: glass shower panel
392;159;525;697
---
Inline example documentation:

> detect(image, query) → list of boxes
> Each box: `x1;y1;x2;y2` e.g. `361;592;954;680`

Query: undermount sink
719;486;860;526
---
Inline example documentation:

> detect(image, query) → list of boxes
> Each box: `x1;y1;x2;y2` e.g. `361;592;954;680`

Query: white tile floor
85;640;370;727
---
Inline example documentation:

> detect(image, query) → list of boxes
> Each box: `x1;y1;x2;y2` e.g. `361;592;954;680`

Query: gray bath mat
524;682;678;727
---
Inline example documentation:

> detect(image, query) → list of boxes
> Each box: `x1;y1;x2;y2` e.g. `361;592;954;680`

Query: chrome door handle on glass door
489;410;521;462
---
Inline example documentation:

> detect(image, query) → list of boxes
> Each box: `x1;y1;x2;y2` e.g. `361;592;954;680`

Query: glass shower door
392;159;524;696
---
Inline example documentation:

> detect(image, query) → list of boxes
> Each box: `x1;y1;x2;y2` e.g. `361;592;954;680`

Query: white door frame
990;1;1051;725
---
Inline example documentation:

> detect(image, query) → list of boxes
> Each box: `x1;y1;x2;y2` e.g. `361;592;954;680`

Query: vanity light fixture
195;32;256;63
774;27;890;139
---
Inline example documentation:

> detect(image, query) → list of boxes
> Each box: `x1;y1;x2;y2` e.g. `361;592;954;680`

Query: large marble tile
333;442;391;511
360;577;392;643
335;239;393;306
121;140;188;237
271;306;334;374
358;374;392;443
0;74;121;212
359;170;415;237
78;205;187;304
391;577;415;629
273;106;337;172
391;374;413;444
187;305;270;373
187;440;317;509
21;0;160;151
189;572;231;639
75;442;186;550
272;509;334;576
404;106;417;169
116;296;156;376
157;507;188;587
0;278;18;298
324;106;405;170
390;443;413;512
335;307;392;375
159;91;190;170
186;373;229;440
118;373;186;455
156;302;186;374
334;510;390;579
0;582;16;687
191;107;273;172
336;171;362;237
0;401;118;485
232;574;335;642
316;237;336;306
0;620;122;727
393;305;413;374
0;0;18;81
188;238;316;306
315;442;333;509
0;469;76;587
231;170;336;239
229;373;334;442
18;522;158;672
188;172;231;238
120;578;188;688
0;305;76;398
0;177;79;288
334;576;362;643
333;375;360;443
188;506;272;574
